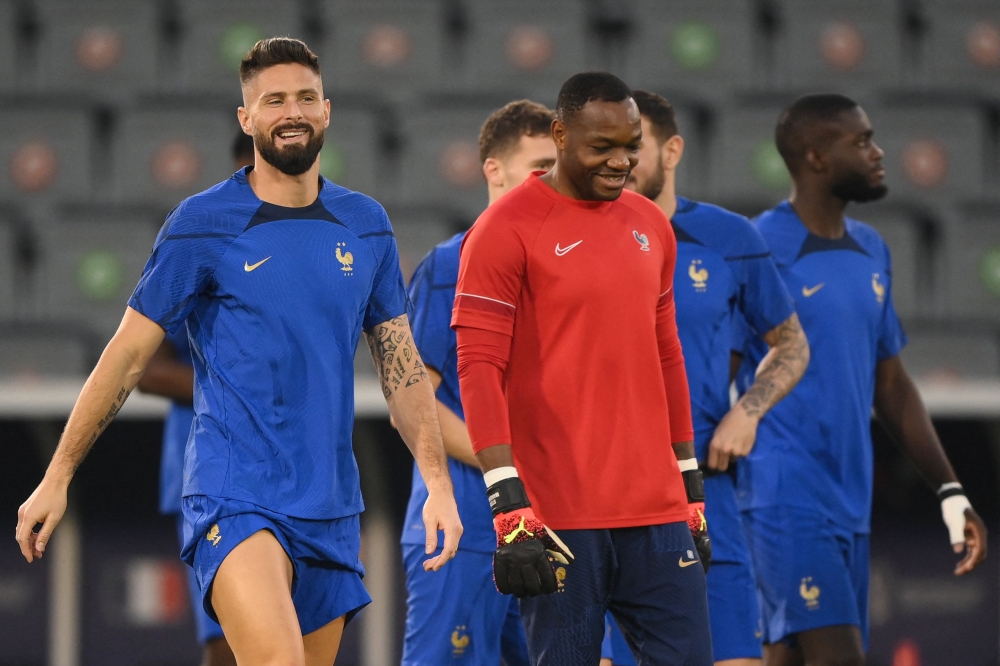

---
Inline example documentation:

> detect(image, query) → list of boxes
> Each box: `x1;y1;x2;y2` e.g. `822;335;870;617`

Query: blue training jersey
158;325;195;515
672;197;795;461
130;167;408;520
735;201;907;533
400;231;496;554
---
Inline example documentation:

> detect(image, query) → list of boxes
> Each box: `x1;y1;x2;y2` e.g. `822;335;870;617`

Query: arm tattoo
739;314;809;419
365;316;429;399
73;386;130;473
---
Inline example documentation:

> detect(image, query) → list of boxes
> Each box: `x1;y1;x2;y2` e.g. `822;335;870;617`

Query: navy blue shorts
182;496;371;636
519;521;713;666
175;515;225;644
401;545;528;666
743;506;870;649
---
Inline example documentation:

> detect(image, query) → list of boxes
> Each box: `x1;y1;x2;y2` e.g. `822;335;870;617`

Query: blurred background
0;0;998;664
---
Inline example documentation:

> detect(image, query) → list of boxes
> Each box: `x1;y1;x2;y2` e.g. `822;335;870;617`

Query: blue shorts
175;515;225;644
401;545;528;666
182;496;371;636
519;522;713;666
703;472;763;660
602;614;636;665
743;506;870;649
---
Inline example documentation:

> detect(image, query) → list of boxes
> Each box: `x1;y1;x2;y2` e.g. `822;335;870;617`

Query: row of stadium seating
1;0;998;101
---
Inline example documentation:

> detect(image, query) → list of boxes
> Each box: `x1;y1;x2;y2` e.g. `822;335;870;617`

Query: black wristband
487;476;531;517
937;484;966;500
682;469;705;504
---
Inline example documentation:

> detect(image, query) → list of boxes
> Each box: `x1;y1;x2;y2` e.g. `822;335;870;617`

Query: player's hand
707;406;759;472
16;476;69;563
687;501;711;573
493;506;574;597
953;507;987;576
421;488;463;572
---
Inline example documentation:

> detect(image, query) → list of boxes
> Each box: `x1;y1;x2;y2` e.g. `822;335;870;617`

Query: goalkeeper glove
680;460;711;573
939;482;973;548
487;469;574;597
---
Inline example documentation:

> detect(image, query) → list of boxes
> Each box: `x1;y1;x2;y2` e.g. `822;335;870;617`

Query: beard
254;123;324;176
628;154;665;201
831;170;888;203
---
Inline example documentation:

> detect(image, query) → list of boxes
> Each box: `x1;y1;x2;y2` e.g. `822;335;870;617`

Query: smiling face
238;62;330;176
553;98;642;201
824;107;887;203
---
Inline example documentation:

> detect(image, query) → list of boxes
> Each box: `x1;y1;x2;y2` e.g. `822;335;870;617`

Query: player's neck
788;183;847;239
247;158;321;208
539;164;585;200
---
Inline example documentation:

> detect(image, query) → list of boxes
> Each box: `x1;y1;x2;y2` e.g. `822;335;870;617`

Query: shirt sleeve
128;209;235;333
731;223;796;338
876;243;908;361
407;249;452;374
657;220;695;444
456;326;513;452
363;208;409;330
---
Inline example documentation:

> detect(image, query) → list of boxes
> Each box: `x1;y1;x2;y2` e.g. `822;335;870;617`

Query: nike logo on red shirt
555;240;583;256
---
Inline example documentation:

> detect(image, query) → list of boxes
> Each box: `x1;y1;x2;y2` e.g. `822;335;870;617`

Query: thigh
210;529;303;666
303;615;345;666
797;625;865;666
610;523;713;666
519;529;612;666
176;515;226;644
706;561;762;662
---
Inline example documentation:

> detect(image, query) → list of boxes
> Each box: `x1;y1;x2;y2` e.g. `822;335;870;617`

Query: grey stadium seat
321;108;381;199
945;204;1000;323
868;105;988;202
860;207;922;320
0;109;92;203
775;0;903;92
176;0;305;95
112;109;236;206
0;0;16;92
923;2;1000;94
710;102;792;206
901;331;1000;382
37;209;160;341
462;0;588;100
385;207;457;282
0;217;16;321
631;0;760;97
0;330;91;378
318;1;445;96
34;0;159;98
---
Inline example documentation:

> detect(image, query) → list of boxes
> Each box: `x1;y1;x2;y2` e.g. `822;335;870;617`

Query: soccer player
453;72;713;665
400;100;555;666
133;130;255;666
16;38;462;666
735;93;987;666
621;90;809;666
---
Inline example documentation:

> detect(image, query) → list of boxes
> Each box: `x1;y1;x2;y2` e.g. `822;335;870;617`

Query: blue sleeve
128;208;236;333
876;244;908;361
363;208;409;330
407;249;453;374
732;224;795;338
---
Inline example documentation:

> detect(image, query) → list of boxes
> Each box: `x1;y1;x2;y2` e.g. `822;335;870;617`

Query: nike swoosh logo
678;557;699;568
802;283;825;297
555;240;583;256
244;256;271;272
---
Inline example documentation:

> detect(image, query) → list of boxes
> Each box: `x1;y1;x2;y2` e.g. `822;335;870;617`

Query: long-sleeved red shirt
453;173;694;530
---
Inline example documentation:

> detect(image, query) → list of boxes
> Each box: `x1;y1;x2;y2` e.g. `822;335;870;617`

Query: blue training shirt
735;201;907;533
400;231;496;554
158;325;195;516
672;197;795;462
130;167;408;520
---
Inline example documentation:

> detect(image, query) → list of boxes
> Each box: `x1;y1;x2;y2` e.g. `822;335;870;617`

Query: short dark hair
478;100;555;163
233;130;255;162
632;90;679;142
775;93;859;173
239;37;321;86
556;72;633;122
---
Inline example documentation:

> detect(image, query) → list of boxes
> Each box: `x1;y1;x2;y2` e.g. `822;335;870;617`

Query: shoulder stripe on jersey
456;292;516;309
671;223;704;246
724;251;771;261
165;232;240;240
358;230;394;239
244;200;345;231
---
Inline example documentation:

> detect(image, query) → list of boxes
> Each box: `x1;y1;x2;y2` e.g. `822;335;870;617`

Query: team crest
633;230;650;252
872;273;885;303
689;260;708;291
336;242;354;274
799;577;820;609
451;626;470;655
555;566;567;591
206;524;221;547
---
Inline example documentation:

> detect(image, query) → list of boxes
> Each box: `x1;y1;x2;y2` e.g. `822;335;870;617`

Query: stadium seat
0;0;17;92
867;104;988;202
176;0;305;95
901;331;1000;381
322;108;381;199
630;0;760;97
944;204;1000;323
462;0;588;100
318;1;445;96
710;101;792;206
774;0;903;92
385;207;459;282
34;0;159;98
922;1;1000;94
0;109;93;203
0;329;91;378
861;206;923;320
111;108;236;207
0;217;16;320
37;209;160;341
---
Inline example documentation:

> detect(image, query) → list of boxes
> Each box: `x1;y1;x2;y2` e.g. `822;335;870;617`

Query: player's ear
550;119;568;151
804;147;826;173
237;107;252;136
663;135;684;171
323;98;331;128
482;158;504;188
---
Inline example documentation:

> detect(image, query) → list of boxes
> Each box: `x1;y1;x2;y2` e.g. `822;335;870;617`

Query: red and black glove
488;473;574;597
682;464;711;573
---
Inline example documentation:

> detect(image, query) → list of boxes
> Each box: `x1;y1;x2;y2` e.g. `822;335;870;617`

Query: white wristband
483;466;518;488
677;458;698;473
941;494;972;545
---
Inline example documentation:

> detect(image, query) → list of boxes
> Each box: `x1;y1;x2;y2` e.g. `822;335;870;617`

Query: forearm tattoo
365;317;429;399
740;314;808;419
70;386;130;473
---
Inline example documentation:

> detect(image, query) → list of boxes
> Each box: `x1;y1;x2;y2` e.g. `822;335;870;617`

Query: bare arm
874;355;987;575
136;339;194;404
420;367;479;468
365;314;462;570
16;307;166;562
708;313;809;471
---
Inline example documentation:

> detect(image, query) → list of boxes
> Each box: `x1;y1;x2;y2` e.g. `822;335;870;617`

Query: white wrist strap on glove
939;482;972;546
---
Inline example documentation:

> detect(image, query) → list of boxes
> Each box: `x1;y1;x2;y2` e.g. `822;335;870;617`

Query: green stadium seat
945;203;1000;324
710;100;793;207
0;109;93;203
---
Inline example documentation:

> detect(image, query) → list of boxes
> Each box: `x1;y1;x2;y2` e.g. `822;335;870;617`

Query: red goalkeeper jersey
452;173;694;530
